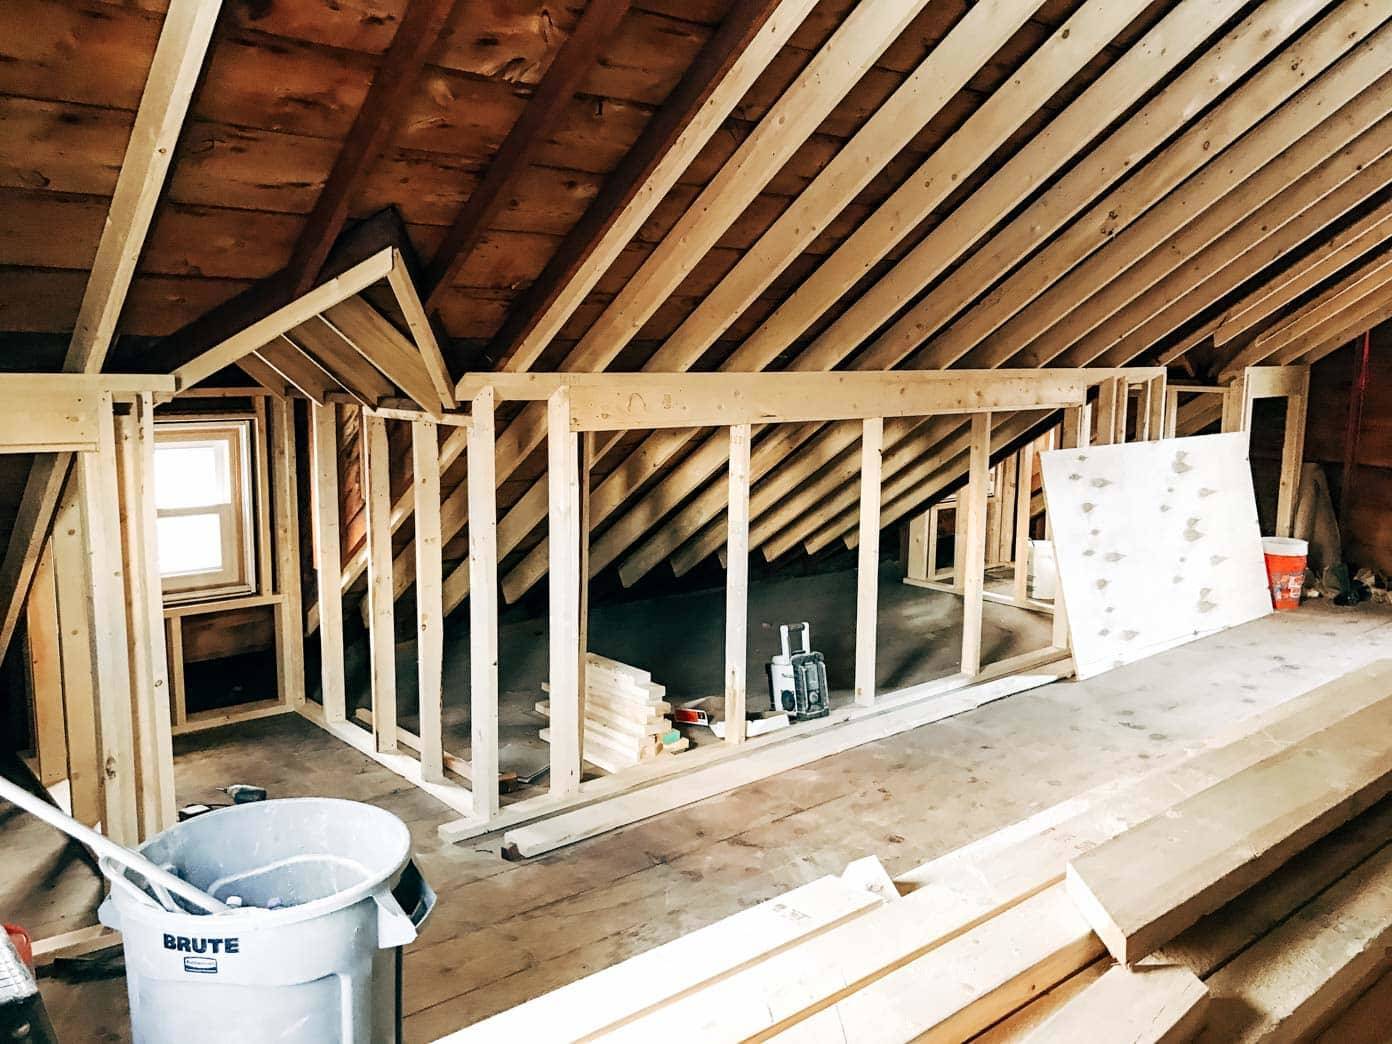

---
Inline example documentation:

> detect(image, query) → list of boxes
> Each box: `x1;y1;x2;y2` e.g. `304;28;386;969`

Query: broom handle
0;775;228;913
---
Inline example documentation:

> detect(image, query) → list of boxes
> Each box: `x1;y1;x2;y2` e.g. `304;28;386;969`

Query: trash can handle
374;860;436;948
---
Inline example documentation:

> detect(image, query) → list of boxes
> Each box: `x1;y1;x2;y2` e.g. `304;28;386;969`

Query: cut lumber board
441;870;889;1042
1155;793;1392;978
1022;963;1208;1043
1066;694;1392;965
771;884;1103;1043
973;962;1110;1043
535;700;665;737
1195;840;1392;1042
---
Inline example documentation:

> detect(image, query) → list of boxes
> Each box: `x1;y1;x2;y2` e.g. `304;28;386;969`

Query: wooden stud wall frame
422;368;1159;852
4;374;176;851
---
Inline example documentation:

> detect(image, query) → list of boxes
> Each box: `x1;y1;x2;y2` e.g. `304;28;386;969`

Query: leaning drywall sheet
1040;432;1270;679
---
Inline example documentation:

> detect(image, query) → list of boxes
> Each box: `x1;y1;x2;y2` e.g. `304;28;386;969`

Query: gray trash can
98;797;435;1043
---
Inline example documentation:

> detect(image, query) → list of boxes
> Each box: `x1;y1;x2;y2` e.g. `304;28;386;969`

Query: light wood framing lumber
1122;150;1392;369
363;411;398;752
547;388;582;797
174;248;394;391
1214;194;1392;346
24;542;65;787
493;0;1255;601
777;884;1102;1043
920;0;1378;374
446;873;888;1042
269;397;305;711
467;388;501;820
413;419;445;783
1023;963;1208;1044
648;0;1049;372
725;423;752;742
310;403;347;723
1195;839;1392;1042
854;418;882;707
113;395;176;836
1067;693;1392;966
75;395;139;844
496;0;818;372
50;480;102;827
959;413;991;677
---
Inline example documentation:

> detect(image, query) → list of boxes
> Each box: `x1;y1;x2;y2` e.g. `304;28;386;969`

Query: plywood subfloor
12;599;1392;1042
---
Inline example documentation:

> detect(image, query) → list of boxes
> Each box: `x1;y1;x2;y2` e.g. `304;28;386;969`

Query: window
153;421;257;601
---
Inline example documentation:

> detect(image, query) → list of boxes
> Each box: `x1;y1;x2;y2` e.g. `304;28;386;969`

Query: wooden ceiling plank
488;0;1190;603
323;297;443;415
1214;197;1392;347
0;0;222;663
422;0;637;307
432;0;928;612
285;0;463;295
489;0;799;373
286;315;395;406
594;0;1302;590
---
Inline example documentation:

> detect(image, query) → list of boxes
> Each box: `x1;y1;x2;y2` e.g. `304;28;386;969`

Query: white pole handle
0;775;228;914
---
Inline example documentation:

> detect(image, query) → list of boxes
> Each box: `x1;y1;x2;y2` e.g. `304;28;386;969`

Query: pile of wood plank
447;660;1392;1042
538;653;686;774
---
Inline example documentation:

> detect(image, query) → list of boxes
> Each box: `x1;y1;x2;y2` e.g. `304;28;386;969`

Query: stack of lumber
441;660;1392;1043
537;653;685;774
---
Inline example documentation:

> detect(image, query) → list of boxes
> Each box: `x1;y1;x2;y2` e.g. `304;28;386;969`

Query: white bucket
98;798;433;1043
1028;539;1057;601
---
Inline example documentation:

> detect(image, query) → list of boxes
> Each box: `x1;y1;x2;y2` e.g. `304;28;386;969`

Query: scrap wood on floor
433;659;1392;1043
538;653;685;774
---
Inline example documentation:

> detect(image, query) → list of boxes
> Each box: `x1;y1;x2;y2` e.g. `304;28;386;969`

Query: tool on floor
221;783;267;804
767;622;830;721
0;776;228;915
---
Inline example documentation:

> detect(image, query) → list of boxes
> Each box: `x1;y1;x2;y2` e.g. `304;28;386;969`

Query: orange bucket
1262;537;1308;611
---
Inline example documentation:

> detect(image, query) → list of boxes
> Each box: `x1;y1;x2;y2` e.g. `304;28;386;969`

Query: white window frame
154;418;259;604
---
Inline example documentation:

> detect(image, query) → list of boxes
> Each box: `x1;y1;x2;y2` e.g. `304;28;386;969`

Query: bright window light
153;420;257;602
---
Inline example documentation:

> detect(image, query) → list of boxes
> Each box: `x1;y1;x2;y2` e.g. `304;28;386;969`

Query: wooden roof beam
1218;247;1392;378
793;101;1392;559
487;0;796;372
597;0;1316;590
753;11;1390;565
287;0;462;295
1138;159;1392;366
422;0;635;308
1011;71;1392;370
1214;195;1392;347
492;0;1229;602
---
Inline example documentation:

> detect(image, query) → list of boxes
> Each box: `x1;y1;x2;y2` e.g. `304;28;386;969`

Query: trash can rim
102;797;412;926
